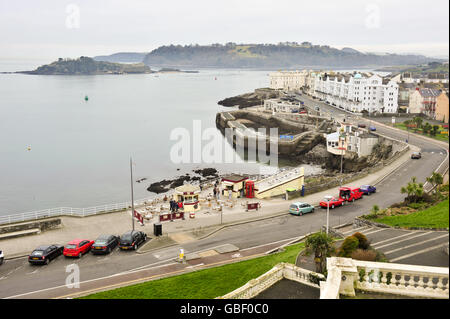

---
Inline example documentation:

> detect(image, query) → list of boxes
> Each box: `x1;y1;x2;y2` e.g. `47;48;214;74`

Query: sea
0;59;328;215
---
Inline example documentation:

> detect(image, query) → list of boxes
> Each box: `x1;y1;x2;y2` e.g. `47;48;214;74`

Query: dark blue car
360;185;376;195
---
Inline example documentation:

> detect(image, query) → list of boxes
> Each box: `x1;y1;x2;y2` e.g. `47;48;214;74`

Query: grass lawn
374;199;449;229
80;242;306;299
394;123;449;143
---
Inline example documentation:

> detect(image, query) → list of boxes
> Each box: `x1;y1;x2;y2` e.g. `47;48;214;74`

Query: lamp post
130;157;135;231
324;195;333;234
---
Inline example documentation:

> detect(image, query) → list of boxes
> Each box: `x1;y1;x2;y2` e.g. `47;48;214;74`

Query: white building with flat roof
264;98;300;113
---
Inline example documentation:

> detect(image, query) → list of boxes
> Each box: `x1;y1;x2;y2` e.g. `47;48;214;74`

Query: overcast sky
1;0;448;61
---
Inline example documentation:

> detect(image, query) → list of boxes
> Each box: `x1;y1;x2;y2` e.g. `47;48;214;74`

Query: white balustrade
218;263;324;299
321;257;449;299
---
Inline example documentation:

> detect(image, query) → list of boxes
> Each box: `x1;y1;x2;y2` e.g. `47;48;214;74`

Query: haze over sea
0;59;328;215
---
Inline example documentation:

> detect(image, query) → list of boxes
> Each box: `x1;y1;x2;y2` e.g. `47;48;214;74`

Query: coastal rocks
193;168;218;177
146;168;219;194
218;88;280;109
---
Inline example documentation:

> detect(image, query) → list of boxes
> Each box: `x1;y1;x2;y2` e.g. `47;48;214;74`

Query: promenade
1;146;416;259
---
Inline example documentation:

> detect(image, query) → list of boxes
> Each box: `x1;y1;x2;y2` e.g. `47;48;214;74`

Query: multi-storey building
408;88;441;118
313;73;399;114
269;70;308;91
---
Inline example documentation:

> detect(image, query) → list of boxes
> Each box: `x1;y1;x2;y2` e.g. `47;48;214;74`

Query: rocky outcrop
218;88;280;109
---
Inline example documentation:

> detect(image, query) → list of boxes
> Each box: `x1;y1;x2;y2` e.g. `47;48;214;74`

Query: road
0;95;448;299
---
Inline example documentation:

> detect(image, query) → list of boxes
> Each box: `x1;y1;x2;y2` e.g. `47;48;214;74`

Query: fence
0;177;223;226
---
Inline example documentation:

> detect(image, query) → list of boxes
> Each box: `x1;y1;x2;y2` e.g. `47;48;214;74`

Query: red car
319;197;344;209
339;187;363;202
63;239;94;258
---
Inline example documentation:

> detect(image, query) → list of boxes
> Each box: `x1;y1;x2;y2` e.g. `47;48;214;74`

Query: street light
324;195;333;234
130;157;135;231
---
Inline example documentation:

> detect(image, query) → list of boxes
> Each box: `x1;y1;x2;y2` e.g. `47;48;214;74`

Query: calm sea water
0;59;325;215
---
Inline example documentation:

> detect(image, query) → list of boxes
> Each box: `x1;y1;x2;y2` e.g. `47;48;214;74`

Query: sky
0;0;448;61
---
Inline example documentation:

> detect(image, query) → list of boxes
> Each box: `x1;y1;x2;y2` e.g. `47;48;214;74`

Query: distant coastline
3;56;198;75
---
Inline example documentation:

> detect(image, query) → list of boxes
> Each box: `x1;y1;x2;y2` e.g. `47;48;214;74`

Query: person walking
213;187;217;200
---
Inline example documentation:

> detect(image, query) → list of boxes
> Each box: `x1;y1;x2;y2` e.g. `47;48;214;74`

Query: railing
0;179;223;226
354;260;449;299
320;257;449;299
218;263;324;299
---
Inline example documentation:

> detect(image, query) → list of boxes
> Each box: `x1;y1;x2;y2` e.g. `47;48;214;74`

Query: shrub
338;235;359;257
352;232;370;250
351;249;377;261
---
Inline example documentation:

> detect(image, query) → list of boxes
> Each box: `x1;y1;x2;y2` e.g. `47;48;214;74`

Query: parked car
339;187;363;202
119;230;147;251
369;126;376;131
360;185;376;195
289;202;315;216
0;250;4;265
314;106;320;111
28;245;64;265
357;123;366;128
299;110;307;114
319;197;344;209
411;152;422;159
63;239;94;258
91;235;119;255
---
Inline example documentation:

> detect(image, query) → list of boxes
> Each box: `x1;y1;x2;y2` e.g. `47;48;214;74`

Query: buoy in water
84;95;89;101
27;146;31;151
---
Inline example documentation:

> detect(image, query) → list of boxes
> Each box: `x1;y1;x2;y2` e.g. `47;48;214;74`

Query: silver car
0;250;4;265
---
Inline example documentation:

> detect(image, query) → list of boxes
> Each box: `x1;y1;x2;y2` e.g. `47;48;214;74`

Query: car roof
67;239;86;244
292;202;305;205
96;234;112;240
34;245;50;250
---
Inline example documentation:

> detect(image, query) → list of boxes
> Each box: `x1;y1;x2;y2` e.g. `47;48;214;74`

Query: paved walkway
0;146;416;259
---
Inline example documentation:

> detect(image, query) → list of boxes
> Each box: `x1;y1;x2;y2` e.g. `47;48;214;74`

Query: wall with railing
218;262;324;299
0;178;223;226
320;257;449;299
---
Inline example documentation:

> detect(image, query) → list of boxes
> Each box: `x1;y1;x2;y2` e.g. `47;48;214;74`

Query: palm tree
305;232;335;274
401;177;424;203
427;172;444;194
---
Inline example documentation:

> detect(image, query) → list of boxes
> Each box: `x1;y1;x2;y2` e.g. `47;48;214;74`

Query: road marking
186;263;204;269
342;226;371;235
390;244;447;262
371;231;419;247
54;251;265;299
374;231;433;249
383;234;449;255
2;238;289;299
362;228;389;236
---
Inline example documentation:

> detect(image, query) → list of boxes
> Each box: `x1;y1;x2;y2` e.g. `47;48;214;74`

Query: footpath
0;144;418;260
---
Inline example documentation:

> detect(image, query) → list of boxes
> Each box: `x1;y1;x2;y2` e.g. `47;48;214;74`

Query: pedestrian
213;187;217;199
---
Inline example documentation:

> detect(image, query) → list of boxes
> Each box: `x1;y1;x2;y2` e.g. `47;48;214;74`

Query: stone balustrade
321;257;449;299
218;262;324;299
354;260;449;299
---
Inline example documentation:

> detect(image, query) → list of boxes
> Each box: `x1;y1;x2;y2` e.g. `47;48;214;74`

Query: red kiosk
245;180;255;198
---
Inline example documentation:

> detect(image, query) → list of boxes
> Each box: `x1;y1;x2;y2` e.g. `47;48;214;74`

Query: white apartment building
313;73;399;114
269;70;308;91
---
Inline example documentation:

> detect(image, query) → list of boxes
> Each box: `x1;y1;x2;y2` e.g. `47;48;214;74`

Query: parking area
338;225;449;267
